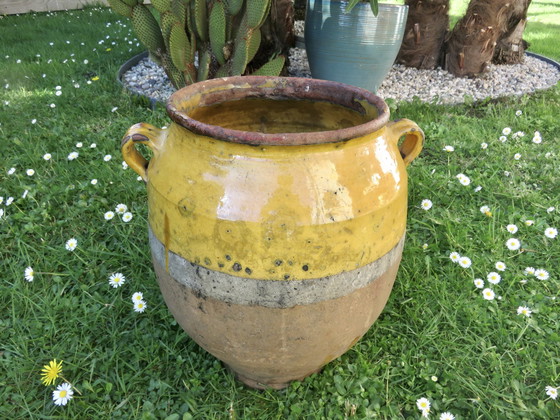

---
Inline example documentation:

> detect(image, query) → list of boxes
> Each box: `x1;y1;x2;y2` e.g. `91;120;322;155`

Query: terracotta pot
121;76;423;389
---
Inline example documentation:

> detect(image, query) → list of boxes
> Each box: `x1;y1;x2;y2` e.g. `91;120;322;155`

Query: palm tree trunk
396;0;450;69
493;0;532;64
444;0;531;77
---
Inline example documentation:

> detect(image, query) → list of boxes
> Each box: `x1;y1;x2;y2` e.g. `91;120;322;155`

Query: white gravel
122;26;559;105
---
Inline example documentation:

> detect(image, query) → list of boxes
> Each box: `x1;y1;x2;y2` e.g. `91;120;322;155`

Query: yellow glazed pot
121;76;424;389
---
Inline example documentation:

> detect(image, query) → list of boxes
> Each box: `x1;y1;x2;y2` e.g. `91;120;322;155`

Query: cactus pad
246;0;270;29
251;56;285;76
209;1;227;65
194;0;208;42
131;5;166;55
227;0;244;16
107;0;133;17
169;24;192;70
151;0;171;13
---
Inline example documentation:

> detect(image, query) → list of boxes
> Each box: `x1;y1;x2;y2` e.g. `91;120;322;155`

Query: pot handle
121;123;165;182
386;119;424;166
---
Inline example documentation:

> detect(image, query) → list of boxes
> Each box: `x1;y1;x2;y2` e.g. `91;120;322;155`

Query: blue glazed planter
305;1;408;92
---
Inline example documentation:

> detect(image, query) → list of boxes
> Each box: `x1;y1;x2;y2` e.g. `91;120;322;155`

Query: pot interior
188;97;370;134
167;76;390;146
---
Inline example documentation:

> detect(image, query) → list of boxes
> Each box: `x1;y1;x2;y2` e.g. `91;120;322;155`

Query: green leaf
344;0;361;14
369;0;379;16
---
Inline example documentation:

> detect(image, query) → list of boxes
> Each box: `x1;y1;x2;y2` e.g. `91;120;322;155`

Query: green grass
1;2;559;419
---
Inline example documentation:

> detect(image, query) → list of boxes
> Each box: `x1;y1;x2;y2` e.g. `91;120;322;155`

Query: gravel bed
122;26;559;105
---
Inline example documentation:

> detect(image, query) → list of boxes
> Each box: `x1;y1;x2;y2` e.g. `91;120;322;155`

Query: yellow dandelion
41;359;63;386
91;76;100;81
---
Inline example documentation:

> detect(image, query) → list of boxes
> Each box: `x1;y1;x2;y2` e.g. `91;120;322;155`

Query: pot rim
166;76;390;146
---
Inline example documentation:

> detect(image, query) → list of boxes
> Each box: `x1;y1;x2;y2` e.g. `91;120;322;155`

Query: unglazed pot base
151;228;404;389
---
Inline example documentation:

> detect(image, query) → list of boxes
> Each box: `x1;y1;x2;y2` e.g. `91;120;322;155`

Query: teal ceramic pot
305;1;408;92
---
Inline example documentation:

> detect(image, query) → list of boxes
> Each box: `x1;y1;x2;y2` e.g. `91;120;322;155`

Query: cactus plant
108;0;294;89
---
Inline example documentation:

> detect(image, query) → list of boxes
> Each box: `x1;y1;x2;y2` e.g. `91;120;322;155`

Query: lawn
0;1;559;419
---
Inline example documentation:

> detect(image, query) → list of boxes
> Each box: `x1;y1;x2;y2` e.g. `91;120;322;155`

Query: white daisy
499;135;508;143
449;252;461;263
440;413;455;420
487;272;501;285
6;197;14;206
456;173;471;186
24;266;34;282
32;118;37;124
67;151;79;161
421;199;433;210
8;167;16;175
111;106;118;112
524;267;536;275
43;153;52;160
547;206;556;213
104;211;115;220
495;261;507;271
546;386;558;400
514;153;521;160
75;142;83;148
103;154;112;161
481;142;488;149
65;238;77;251
115;203;128;214
517;306;532;317
108;272;126;288
90;179;98;185
26;169;35;176
544;227;557;239
506;238;521;251
474;278;484;289
534;269;549;280
52;382;73;406
458;256;472;268
422;243;429;250
474;186;482;192
502;127;511;135
122;212;133;223
443;145;454;152
132;292;144;302
90;143;97;148
482;288;495;300
416;397;430;413
515;110;523;116
122;161;128;170
480;205;491;215
506;224;518;234
134;300;147;313
525;220;534;226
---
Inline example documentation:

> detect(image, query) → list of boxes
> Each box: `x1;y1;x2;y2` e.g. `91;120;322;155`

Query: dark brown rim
166;76;390;146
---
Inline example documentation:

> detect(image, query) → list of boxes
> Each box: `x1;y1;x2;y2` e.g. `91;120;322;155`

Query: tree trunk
396;0;450;69
444;0;531;77
493;0;532;64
